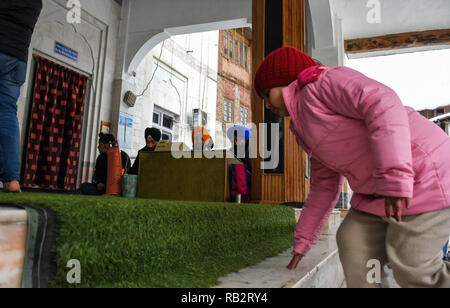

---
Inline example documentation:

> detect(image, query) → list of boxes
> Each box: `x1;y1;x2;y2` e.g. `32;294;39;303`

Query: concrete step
0;207;28;288
214;234;344;288
214;211;345;288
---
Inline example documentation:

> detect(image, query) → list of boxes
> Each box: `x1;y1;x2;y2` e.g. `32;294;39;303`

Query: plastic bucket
121;175;138;198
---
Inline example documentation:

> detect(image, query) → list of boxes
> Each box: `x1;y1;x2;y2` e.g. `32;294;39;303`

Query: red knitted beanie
254;47;317;98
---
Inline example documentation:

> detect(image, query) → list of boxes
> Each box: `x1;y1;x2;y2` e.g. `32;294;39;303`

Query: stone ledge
0;207;28;288
214;233;344;288
214;210;345;288
215;205;345;288
0;207;27;224
287;248;340;288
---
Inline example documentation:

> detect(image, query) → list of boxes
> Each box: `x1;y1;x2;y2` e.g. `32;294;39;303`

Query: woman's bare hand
287;252;304;270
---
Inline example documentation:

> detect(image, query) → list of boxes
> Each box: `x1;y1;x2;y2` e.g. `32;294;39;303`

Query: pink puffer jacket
283;66;450;256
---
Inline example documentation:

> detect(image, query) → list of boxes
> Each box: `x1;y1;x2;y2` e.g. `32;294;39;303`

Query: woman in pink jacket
254;47;450;288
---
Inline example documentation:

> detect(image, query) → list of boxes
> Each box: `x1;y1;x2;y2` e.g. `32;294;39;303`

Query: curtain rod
32;53;93;81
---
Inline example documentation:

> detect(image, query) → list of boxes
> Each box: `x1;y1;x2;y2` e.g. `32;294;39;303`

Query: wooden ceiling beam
345;29;450;54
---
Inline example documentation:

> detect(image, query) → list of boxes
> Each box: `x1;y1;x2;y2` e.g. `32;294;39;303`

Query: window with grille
224;32;228;56
229;35;233;59
224;100;233;123
240;106;248;126
162;131;172;141
240;42;243;66
153;112;160;125
153;106;175;142
239;42;244;66
162;114;174;130
244;46;248;69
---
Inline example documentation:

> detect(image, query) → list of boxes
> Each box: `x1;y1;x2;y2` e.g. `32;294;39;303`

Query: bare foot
3;181;22;193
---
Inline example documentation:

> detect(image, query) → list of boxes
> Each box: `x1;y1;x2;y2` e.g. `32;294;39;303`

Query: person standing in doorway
0;0;43;193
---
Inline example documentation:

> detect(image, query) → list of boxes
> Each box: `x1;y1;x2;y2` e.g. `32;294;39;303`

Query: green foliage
0;193;295;288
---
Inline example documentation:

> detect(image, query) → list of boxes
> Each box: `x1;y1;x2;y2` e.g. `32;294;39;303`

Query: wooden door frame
251;0;309;204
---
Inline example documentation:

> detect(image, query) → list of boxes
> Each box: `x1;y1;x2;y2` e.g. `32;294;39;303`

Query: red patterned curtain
23;57;88;190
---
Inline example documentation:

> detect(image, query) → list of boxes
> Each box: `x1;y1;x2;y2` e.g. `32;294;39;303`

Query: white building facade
120;32;219;160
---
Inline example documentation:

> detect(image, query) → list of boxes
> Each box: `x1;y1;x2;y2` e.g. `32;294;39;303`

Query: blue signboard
54;41;79;62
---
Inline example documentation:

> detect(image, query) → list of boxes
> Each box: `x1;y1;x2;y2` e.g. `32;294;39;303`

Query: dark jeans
0;52;27;182
80;183;105;196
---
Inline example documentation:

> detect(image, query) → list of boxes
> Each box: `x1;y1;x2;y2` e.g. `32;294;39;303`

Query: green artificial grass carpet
0;193;296;288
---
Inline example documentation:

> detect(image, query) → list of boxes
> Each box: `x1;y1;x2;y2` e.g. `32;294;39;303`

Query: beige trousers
336;207;450;288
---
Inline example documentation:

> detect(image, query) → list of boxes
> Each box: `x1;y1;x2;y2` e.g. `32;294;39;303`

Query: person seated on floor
80;133;131;195
227;125;252;172
129;127;162;175
192;126;214;152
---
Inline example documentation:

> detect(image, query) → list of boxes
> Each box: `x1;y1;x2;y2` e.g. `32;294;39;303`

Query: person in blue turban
227;125;252;172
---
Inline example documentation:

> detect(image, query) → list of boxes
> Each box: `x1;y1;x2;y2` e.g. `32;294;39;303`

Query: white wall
17;0;122;184
121;31;219;159
124;0;251;75
308;0;345;66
